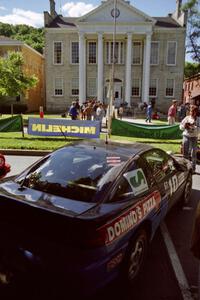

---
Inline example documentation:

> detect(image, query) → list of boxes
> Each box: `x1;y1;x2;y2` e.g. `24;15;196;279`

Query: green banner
111;119;182;139
0;115;23;132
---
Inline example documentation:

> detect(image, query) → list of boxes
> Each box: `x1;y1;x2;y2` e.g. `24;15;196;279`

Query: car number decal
123;168;148;195
168;175;179;196
100;191;161;245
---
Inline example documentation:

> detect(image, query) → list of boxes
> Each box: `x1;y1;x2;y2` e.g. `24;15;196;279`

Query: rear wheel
123;229;148;285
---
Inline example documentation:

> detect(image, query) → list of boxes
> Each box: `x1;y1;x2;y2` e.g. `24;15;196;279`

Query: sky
0;0;188;28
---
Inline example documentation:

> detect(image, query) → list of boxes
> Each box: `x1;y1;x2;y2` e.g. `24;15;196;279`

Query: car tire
182;173;192;206
122;229;148;285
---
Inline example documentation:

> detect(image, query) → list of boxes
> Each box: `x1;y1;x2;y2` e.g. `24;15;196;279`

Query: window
106;41;124;64
132;41;142;64
167;41;177;65
53;42;62;64
71;78;79;96
88;42;96;64
143;149;175;183
166;79;174;97
132;79;141;96
71;42;79;64
150;42;159;65
88;78;97;96
149;79;157;97
54;78;63;96
108;157;154;203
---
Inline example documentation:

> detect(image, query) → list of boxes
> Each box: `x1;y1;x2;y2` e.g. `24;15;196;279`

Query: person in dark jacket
191;201;200;299
69;101;79;120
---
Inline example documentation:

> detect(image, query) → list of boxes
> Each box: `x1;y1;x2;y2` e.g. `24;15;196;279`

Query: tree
0;22;44;54
0;51;38;97
185;61;200;77
182;0;200;63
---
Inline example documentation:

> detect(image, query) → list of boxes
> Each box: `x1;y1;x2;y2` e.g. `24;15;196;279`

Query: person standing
96;103;105;131
180;104;200;173
145;101;152;123
69;101;79;120
167;100;177;125
118;105;123;120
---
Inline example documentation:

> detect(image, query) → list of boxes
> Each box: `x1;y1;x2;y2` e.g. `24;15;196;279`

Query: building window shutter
54;42;62;64
167;41;176;65
71;42;79;64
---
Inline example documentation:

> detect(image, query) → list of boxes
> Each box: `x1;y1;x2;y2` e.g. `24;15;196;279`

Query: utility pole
107;0;117;139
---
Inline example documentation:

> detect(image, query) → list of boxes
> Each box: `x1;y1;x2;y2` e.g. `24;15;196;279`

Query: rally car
0;140;192;296
0;153;10;179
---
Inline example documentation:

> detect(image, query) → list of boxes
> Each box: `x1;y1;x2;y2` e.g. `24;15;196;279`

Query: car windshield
15;146;128;202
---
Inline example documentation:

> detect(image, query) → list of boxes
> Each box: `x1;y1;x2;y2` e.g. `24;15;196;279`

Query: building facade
183;73;200;106
44;0;186;113
0;36;45;112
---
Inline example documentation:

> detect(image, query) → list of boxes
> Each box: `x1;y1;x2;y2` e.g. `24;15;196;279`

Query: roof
47;15;76;28
154;17;181;28
47;15;181;29
62;139;153;158
0;35;23;44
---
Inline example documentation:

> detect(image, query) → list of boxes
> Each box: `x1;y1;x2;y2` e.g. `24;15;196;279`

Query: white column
97;32;103;102
79;32;86;105
125;33;132;106
143;33;151;103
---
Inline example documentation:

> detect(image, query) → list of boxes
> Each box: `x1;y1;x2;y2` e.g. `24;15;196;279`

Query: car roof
57;139;153;159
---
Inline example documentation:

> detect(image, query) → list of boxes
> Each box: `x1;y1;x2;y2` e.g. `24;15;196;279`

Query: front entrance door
114;83;122;108
105;79;123;106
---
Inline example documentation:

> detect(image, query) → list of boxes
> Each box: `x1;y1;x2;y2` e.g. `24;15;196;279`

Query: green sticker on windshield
123;168;148;195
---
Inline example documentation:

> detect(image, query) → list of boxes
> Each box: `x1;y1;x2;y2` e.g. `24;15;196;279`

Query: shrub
0;103;28;114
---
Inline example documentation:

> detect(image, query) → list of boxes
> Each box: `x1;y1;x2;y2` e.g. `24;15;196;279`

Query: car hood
0;180;97;217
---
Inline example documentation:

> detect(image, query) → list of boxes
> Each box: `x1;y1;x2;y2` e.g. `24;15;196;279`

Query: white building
44;0;187;113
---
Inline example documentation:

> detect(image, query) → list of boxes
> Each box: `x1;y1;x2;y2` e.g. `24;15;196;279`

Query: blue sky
0;0;187;27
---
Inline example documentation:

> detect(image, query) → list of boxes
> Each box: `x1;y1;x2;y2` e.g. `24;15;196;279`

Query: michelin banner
28;118;100;138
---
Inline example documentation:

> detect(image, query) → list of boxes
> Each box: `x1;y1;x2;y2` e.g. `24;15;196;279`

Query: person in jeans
180;105;200;173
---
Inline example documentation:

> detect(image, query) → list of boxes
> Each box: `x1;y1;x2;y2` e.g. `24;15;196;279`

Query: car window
142;149;176;182
108;158;150;202
15;146;128;203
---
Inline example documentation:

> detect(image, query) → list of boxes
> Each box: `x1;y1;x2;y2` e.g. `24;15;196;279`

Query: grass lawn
0;131;182;153
0;114;182;153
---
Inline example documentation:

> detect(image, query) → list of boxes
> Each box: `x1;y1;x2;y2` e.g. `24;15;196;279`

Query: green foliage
184;61;200;77
182;0;200;63
0;51;38;97
0;22;44;54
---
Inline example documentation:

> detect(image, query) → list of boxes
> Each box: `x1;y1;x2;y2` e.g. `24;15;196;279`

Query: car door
141;149;183;210
105;156;164;239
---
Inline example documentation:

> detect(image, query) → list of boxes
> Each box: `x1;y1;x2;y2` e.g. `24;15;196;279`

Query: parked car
0;153;10;179
0;140;192;296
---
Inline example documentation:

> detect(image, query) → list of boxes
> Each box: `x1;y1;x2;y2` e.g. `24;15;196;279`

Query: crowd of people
67;99;106;131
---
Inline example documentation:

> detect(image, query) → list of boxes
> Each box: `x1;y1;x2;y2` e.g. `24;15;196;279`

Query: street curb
0;149;51;156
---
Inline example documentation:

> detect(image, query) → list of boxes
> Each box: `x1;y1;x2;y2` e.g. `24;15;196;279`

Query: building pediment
78;0;155;24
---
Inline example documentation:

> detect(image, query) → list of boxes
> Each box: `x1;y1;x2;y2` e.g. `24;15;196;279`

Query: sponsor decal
123;168;148;195
102;191;161;245
28;118;100;138
178;173;185;186
107;252;124;271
